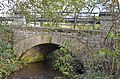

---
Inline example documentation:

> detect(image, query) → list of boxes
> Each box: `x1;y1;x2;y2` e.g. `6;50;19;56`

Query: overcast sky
0;0;16;16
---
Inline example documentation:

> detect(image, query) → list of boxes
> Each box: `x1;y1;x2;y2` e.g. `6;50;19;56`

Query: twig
103;22;115;44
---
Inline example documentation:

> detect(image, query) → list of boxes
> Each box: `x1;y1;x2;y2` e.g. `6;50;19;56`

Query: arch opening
20;43;60;63
19;43;84;74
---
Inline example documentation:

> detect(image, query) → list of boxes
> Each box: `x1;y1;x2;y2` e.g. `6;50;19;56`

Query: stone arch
13;35;52;57
13;34;84;59
20;43;60;63
13;33;85;73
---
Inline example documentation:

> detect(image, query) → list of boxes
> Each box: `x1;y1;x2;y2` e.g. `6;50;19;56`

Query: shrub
0;41;22;78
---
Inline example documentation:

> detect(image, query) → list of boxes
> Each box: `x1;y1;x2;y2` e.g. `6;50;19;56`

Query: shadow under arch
30;43;60;56
20;43;61;63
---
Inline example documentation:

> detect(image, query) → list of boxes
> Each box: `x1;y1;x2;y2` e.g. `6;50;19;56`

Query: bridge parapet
12;26;107;43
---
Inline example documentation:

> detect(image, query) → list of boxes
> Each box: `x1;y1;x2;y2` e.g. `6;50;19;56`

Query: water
8;61;64;79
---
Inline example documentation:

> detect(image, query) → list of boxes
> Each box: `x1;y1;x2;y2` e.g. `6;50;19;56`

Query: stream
8;61;64;79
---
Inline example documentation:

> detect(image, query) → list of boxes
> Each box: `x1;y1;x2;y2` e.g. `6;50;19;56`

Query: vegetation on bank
0;41;22;79
0;23;23;79
50;47;115;79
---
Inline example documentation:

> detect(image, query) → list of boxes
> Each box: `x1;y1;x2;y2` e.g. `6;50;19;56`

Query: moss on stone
20;47;45;63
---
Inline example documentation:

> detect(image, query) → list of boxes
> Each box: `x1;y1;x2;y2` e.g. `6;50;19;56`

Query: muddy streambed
8;61;64;79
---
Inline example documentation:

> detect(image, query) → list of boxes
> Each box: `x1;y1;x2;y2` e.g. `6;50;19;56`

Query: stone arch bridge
12;26;108;63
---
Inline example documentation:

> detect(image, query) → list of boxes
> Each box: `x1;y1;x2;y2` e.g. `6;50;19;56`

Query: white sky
0;0;15;16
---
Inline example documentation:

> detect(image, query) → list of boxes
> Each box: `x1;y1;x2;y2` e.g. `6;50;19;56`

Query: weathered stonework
14;35;52;57
13;27;109;63
20;47;45;63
